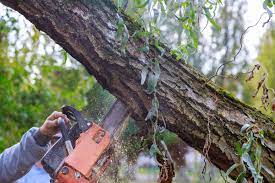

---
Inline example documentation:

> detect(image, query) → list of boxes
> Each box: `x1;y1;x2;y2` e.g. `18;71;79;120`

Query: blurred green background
0;8;108;150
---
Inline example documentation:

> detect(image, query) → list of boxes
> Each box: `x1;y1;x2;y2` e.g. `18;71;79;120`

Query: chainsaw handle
58;117;69;141
58;117;74;154
61;105;89;132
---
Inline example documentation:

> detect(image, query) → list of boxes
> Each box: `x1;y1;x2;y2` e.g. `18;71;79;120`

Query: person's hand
39;111;69;137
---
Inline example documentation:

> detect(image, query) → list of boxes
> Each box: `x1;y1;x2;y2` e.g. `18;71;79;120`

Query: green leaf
62;50;68;64
155;40;165;56
242;152;257;181
259;130;266;147
264;0;273;8
235;142;243;156
241;123;251;133
132;30;150;39
152;59;161;77
115;14;124;40
115;14;129;54
159;2;166;14
138;44;149;53
203;7;221;31
153;8;159;23
146;72;158;94
145;60;160;94
115;0;125;10
190;29;198;49
263;1;273;27
242;132;254;153
145;95;159;121
135;0;150;9
141;66;149;85
255;144;262;163
242;143;250;153
149;143;161;158
120;24;129;54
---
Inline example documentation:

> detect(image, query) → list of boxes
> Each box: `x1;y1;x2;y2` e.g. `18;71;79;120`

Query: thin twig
207;12;271;82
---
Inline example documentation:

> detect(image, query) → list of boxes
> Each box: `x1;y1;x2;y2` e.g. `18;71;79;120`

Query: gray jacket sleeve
0;127;50;182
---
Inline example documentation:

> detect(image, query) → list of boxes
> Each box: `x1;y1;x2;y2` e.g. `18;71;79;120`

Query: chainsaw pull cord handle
58;117;73;154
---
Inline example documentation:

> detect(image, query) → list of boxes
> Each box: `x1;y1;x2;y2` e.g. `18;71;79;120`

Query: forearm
0;127;50;182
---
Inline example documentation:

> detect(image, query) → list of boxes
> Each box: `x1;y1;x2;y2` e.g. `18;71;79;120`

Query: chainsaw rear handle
58;117;74;155
61;105;90;132
58;118;69;141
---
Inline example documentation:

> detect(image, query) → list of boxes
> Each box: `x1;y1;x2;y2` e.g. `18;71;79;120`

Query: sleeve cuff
33;129;51;146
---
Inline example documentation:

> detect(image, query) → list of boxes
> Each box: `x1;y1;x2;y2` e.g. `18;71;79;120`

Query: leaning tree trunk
1;0;274;181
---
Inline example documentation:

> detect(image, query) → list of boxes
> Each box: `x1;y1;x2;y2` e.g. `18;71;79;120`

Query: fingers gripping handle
58;117;73;154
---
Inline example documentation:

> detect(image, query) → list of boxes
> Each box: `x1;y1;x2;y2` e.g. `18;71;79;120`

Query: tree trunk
1;0;274;181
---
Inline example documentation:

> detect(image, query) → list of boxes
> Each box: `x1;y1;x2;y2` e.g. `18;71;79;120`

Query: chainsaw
41;100;131;183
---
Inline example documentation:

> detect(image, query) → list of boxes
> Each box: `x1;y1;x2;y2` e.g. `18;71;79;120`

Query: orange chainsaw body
55;123;111;183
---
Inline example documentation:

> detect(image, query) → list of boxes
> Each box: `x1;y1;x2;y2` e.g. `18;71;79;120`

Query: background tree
0;8;94;150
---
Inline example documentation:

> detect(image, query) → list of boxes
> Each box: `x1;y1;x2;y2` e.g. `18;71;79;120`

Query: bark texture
0;0;274;181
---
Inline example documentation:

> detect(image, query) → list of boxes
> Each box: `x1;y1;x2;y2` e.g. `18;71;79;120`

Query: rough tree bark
0;0;274;182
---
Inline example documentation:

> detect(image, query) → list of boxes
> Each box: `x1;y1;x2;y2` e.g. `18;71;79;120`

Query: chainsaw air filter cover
55;123;111;183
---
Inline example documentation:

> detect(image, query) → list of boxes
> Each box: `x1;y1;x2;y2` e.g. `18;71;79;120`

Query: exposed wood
0;0;274;181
